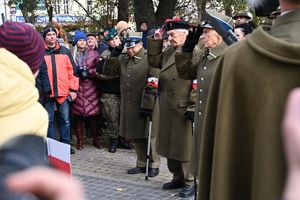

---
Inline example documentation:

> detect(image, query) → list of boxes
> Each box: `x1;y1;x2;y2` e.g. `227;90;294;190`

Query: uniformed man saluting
175;11;232;196
103;32;160;177
147;19;196;198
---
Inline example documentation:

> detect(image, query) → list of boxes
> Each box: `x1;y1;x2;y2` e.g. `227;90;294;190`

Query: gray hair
170;29;188;35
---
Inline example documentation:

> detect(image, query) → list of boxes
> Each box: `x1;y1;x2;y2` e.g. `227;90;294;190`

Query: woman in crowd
70;30;102;150
234;23;253;40
116;21;131;42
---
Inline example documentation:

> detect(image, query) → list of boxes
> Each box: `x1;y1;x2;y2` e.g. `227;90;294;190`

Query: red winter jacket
70;48;101;116
44;42;79;104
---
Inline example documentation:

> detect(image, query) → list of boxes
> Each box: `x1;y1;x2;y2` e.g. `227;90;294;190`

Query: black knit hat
164;19;189;31
87;33;96;38
42;26;57;38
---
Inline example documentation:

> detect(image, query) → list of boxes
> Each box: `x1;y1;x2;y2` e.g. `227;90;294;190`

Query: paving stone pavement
71;139;196;200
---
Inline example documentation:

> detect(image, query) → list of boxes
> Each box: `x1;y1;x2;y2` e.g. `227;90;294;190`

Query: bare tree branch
72;0;102;26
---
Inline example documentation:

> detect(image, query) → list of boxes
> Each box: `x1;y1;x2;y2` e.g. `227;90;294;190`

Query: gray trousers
134;137;160;168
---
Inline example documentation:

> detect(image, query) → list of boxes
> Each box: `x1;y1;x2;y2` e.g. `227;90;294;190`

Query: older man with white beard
196;0;300;200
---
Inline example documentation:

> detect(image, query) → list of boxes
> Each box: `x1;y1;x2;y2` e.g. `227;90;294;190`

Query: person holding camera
70;30;102;150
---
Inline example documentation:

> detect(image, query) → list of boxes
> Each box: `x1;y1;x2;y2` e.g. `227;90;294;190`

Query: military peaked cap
201;11;234;32
124;32;142;48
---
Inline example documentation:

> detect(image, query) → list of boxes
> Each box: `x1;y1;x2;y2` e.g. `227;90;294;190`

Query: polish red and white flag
47;138;71;176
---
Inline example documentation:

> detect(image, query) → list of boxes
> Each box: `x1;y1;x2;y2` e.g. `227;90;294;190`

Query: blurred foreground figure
0;22;48;145
5;166;85;200
197;0;300;199
282;88;300;200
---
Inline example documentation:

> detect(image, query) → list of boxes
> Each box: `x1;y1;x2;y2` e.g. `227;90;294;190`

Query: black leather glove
139;108;153;117
110;43;124;58
184;111;194;122
182;25;203;53
43;92;51;104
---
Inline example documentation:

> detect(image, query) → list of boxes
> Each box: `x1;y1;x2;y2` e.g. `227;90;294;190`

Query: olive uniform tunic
148;37;197;162
103;47;160;168
197;10;300;200
103;47;159;139
175;41;228;176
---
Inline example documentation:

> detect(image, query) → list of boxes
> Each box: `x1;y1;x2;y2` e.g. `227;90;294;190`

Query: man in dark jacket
138;22;149;49
97;27;111;54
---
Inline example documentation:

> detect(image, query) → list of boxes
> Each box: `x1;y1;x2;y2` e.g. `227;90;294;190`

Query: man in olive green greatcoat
175;11;232;180
196;0;300;199
103;32;160;177
147;19;197;198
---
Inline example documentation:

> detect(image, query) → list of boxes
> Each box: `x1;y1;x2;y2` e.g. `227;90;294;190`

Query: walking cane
145;115;152;180
194;175;197;200
192;121;197;199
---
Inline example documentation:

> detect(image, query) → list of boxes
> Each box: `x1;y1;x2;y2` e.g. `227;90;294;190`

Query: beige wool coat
175;41;228;175
148;37;197;161
197;10;300;200
103;48;159;139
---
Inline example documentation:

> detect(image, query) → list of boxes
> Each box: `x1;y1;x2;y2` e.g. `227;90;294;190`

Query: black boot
108;138;118;153
117;136;134;149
